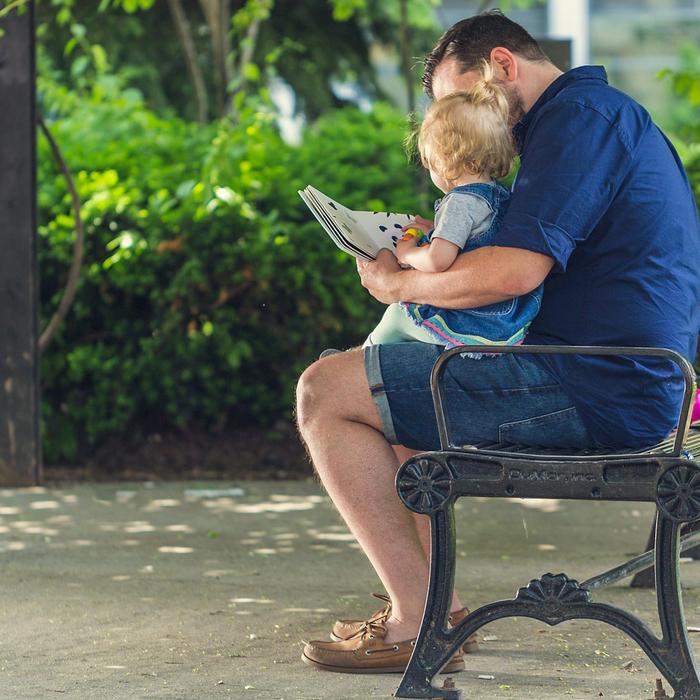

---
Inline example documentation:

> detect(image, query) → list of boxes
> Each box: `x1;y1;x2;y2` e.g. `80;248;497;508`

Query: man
296;11;700;673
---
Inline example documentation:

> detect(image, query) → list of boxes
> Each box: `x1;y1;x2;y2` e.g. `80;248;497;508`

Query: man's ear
490;47;518;82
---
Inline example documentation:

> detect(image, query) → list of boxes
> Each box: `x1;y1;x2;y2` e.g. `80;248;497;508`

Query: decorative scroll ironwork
656;463;700;523
516;573;591;620
397;458;451;515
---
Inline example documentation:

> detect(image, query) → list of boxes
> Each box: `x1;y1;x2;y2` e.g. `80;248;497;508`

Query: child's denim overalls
400;181;543;349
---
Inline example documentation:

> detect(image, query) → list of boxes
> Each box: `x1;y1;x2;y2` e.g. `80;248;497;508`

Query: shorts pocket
498;406;592;448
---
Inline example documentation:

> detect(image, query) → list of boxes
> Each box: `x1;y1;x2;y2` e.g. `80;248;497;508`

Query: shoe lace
353;618;387;641
367;593;391;624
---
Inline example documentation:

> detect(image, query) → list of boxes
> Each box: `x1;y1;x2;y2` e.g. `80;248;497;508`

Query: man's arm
357;245;553;307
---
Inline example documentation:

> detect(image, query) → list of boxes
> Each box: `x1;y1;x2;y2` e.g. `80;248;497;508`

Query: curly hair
417;62;515;182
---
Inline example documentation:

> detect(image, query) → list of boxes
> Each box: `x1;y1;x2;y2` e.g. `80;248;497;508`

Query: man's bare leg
296;349;462;644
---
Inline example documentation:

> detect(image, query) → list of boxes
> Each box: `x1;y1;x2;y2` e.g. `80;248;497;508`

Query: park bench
393;345;700;700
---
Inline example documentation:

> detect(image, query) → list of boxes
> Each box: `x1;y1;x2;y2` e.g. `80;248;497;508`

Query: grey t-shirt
431;191;494;248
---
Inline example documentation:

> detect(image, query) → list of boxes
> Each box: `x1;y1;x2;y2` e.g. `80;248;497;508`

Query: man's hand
356;248;403;304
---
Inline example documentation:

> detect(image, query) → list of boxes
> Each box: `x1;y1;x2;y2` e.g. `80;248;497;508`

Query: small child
365;64;542;349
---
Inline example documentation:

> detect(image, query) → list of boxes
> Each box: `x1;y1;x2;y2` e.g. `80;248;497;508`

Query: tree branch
236;12;260;86
198;0;227;115
37;116;85;354
398;0;415;113
0;0;30;21
167;0;209;122
221;0;234;92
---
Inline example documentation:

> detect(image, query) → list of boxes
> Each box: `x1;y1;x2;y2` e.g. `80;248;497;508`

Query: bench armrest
430;344;697;455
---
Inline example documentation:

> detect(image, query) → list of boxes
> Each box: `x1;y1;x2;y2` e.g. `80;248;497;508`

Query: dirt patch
44;419;312;483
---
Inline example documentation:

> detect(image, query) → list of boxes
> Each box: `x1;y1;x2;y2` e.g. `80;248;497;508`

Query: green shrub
660;60;700;201
39;85;423;460
39;66;700;462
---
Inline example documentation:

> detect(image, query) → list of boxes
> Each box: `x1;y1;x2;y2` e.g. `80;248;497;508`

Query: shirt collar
512;65;609;151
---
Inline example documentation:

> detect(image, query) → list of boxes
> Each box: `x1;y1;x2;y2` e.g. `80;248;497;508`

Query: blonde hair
416;62;515;182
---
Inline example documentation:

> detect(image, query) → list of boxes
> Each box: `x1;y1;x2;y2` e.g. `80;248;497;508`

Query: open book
299;185;415;261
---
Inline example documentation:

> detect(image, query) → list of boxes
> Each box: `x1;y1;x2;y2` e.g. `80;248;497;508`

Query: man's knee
296;359;329;435
295;350;368;436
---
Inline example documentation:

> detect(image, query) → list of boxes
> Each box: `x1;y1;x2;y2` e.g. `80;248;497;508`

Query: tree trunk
398;0;427;205
221;0;234;93
227;0;271;115
398;0;415;114
199;0;230;116
167;0;209;122
233;12;261;99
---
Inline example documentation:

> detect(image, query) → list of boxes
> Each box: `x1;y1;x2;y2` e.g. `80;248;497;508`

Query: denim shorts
364;342;596;451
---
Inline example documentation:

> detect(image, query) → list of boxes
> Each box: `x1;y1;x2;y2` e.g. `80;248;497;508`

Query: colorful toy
400;226;423;241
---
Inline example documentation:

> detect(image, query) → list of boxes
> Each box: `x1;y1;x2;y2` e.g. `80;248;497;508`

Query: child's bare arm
395;237;460;273
401;215;434;234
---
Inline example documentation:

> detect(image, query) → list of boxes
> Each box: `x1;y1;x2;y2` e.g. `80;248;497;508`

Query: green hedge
39;86;426;460
38;79;700;462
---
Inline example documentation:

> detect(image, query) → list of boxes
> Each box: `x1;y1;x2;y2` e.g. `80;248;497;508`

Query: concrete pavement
0;479;698;699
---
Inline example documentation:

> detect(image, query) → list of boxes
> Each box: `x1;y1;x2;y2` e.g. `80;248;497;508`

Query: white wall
548;0;590;67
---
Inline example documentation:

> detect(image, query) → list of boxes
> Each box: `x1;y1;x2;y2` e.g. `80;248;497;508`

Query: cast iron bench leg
395;501;463;700
396;501;700;699
632;518;700;589
394;344;700;698
652;513;700;698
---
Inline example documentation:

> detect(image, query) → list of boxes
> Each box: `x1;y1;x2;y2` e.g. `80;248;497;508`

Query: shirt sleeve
431;192;493;248
493;100;634;273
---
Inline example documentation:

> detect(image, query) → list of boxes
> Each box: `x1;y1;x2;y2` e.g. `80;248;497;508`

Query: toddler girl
365;64;542;349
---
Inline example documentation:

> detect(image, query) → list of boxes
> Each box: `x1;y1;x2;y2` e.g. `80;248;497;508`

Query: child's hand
402;215;433;234
396;237;419;264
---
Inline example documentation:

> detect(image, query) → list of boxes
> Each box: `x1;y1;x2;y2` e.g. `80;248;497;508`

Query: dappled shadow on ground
1;482;699;698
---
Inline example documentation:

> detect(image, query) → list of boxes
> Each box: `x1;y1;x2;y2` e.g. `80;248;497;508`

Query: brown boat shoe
303;619;464;674
330;594;478;653
330;593;391;641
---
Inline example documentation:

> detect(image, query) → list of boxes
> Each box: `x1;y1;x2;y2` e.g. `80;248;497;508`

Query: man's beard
496;79;526;127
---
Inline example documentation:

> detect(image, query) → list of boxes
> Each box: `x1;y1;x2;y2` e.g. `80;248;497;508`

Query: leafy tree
30;0;438;121
11;0;697;463
660;53;700;205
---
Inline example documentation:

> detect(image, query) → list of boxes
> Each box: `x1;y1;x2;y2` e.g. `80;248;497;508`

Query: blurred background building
373;0;700;126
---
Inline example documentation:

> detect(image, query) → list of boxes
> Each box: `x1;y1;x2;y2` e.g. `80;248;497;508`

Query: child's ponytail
466;60;510;126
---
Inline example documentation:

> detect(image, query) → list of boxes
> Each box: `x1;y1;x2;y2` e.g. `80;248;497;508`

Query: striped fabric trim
401;303;528;349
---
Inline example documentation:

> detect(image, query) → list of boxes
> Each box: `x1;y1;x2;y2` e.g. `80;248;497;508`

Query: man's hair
423;10;550;98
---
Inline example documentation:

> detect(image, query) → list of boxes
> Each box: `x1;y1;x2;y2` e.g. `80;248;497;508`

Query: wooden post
0;4;41;486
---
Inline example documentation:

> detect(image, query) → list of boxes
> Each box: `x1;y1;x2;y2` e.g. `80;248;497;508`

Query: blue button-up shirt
493;66;700;448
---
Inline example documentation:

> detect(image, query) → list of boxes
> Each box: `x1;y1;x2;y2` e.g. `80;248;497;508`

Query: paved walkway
1;480;698;699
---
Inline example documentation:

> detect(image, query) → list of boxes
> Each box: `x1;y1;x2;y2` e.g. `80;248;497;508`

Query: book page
350;210;415;256
303;186;414;259
302;189;372;259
